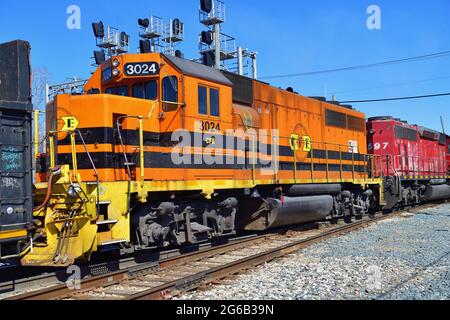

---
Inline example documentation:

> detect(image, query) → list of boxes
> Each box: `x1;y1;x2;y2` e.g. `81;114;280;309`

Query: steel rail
9;202;443;301
0;233;259;299
6;234;270;300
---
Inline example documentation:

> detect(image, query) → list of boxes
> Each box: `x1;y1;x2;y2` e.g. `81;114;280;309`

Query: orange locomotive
26;49;382;266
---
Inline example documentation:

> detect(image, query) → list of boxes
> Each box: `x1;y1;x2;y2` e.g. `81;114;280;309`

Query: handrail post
76;130;100;219
422;157;425;177
364;154;367;179
293;148;297;183
351;148;355;181
339;145;343;182
34;110;39;159
370;156;374;179
49;133;56;170
139;117;145;188
310;143;314;183
252;136;256;183
386;155;389;176
325;143;329;182
70;131;78;181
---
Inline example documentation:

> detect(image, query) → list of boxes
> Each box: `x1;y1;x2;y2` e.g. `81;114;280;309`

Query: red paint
446;135;450;175
367;117;447;178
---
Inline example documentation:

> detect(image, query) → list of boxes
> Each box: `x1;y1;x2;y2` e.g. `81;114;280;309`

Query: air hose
33;166;60;212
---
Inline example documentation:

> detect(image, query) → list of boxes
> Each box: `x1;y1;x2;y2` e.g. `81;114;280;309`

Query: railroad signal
202;51;215;67
201;31;214;45
140;40;152;54
91;20;130;62
137;15;184;56
138;18;150;28
197;0;258;78
120;32;130;48
93;50;106;65
200;0;213;13
92;21;105;39
172;19;183;36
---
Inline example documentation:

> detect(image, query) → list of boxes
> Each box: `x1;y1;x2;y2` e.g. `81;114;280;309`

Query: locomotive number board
124;62;160;77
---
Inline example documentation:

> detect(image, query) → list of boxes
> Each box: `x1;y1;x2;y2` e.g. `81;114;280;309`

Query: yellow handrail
70;132;78;181
138;117;145;188
34;110;39;159
49;133;55;170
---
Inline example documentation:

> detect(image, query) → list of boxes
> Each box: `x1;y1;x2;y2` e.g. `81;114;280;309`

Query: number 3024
201;121;220;132
125;62;159;76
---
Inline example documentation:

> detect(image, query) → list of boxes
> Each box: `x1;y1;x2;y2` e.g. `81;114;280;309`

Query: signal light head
139;40;152;54
201;31;214;45
120;32;129;48
94;50;106;65
172;18;183;36
200;0;212;13
138;18;150;28
92;21;105;38
202;51;215;67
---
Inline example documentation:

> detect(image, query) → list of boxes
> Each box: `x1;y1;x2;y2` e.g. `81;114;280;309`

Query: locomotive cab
44;52;234;183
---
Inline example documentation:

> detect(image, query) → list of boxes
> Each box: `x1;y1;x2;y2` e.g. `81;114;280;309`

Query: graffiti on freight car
1;147;22;171
1;177;21;189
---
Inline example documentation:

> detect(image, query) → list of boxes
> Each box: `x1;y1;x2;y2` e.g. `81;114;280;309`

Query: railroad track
0;233;259;299
9;204;436;301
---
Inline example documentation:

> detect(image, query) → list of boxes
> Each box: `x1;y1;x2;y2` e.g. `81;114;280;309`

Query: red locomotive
447;135;450;175
367;116;449;209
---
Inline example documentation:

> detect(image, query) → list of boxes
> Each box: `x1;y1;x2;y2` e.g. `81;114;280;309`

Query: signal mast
137;15;184;56
92;22;130;65
198;0;258;79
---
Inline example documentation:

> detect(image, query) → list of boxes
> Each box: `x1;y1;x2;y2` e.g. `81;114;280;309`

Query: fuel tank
429;179;447;186
423;185;450;201
286;184;342;197
238;195;333;231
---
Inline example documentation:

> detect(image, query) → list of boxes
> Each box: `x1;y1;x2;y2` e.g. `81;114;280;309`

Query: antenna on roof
198;0;258;79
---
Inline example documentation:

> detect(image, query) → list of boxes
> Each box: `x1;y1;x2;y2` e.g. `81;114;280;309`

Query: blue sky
1;0;449;131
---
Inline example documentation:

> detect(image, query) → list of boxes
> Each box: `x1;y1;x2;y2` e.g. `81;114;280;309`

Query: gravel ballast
181;204;450;300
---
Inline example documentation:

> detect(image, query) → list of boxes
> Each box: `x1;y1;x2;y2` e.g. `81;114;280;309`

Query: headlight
113;68;121;76
112;58;120;67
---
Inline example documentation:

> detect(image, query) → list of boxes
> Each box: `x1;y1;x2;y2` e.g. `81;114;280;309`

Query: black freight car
0;40;33;261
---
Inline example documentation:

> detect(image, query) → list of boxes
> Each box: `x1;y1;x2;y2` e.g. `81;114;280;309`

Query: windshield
132;80;158;100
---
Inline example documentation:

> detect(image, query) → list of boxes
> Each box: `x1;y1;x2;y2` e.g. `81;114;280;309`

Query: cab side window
162;76;178;111
198;86;208;115
210;88;220;117
197;85;220;117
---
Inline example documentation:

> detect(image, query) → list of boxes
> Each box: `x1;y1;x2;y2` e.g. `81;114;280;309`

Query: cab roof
164;55;232;86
